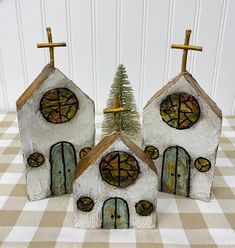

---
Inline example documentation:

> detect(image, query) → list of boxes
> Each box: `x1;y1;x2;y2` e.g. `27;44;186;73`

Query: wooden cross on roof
171;29;203;72
103;95;130;132
37;27;66;67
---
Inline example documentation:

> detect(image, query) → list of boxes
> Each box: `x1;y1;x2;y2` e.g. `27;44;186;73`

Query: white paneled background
0;0;235;115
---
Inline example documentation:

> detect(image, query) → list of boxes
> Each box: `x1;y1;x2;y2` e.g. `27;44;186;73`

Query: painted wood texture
50;141;76;196
0;0;234;114
102;197;129;229
161;146;190;197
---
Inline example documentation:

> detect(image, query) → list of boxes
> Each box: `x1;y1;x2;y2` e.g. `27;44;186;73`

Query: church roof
144;71;222;120
75;131;157;179
16;64;54;111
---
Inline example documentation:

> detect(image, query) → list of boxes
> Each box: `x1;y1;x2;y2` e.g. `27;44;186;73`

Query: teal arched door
50;141;76;196
102;197;129;229
161;146;190;197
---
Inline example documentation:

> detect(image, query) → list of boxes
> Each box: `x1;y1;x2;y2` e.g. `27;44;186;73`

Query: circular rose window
99;151;139;188
160;93;200;130
40;88;79;124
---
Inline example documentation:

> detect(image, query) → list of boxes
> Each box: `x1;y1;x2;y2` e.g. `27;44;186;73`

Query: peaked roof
75;131;157;179
16;64;55;111
144;71;222;119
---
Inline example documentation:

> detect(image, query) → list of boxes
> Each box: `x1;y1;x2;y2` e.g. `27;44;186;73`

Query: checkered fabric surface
0;112;235;248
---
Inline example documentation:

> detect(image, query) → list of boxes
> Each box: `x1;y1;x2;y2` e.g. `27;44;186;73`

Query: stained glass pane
40;88;79;124
194;157;211;172
160;93;200;129
77;196;94;212
27;152;45;167
144;146;159;160
79;147;92;159
135;200;154;216
99;151;139;188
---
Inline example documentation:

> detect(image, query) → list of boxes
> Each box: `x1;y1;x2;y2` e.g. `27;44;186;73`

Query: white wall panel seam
139;0;147;113
65;0;74;80
39;0;47;64
14;0;28;88
163;0;175;84
116;0;121;66
232;93;235;115
0;50;8;112
211;0;228;100
190;0;201;75
91;0;98;109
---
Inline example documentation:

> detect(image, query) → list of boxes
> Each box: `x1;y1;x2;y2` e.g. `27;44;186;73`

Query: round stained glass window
144;146;159;160
99;151;139;188
77;196;94;212
27;152;45;167
40;88;79;124
79;147;92;159
194;157;211;172
135;200;154;216
160;93;200;130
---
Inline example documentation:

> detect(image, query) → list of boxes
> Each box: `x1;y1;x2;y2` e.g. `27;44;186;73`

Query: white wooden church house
73;98;158;229
16;28;95;201
143;30;222;202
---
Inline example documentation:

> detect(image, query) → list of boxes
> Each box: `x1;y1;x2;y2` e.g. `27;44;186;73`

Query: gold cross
103;95;130;131
37;27;66;67
171;29;203;72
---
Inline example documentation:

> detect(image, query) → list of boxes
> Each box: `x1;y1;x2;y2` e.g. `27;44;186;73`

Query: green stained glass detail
194;157;211;172
40;88;79;124
79;147;92;159
160;93;200;129
27;152;45;167
77;196;94;212
99;151;139;188
135;200;154;216
144;146;159;160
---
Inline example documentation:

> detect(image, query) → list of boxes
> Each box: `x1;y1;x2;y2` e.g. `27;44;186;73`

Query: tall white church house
142;30;222;202
16;28;95;201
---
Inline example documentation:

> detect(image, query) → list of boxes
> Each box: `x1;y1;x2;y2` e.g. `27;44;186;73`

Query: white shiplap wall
0;0;234;115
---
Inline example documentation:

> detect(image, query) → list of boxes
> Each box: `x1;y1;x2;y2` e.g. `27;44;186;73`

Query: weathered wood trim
16;64;54;111
184;72;222;119
119;133;157;174
144;71;222;120
75;131;157;179
144;73;183;109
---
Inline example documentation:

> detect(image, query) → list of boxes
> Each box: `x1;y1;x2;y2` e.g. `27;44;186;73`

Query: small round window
160;93;200;129
40;88;79;124
135;200;154;216
144;146;159;160
27;152;45;167
77;197;94;212
194;157;211;172
79;147;92;159
99;151;139;188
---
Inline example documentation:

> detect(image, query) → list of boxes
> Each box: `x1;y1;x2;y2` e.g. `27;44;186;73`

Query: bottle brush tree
102;64;142;141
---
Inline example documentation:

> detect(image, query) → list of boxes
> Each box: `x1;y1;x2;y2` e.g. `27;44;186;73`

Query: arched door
50;141;76;196
102;197;129;229
161;146;190;197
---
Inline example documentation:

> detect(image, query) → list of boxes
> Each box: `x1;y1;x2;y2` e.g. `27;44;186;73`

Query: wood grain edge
16;64;54;111
75;131;158;180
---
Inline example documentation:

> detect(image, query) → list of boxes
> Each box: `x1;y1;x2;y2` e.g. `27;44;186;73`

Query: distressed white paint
0;0;235;115
73;139;158;229
17;67;95;201
143;73;222;202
